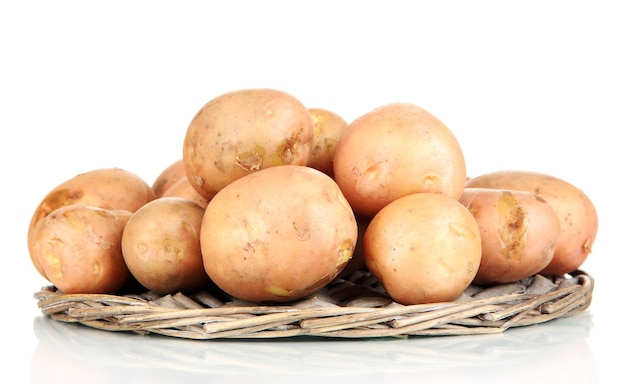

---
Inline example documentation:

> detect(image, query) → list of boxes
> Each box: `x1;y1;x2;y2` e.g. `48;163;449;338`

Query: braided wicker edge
34;269;593;340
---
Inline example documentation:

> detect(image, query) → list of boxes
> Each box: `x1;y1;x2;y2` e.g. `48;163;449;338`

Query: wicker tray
34;269;593;340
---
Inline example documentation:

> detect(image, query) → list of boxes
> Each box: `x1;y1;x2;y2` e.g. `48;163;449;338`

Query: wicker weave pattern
34;270;593;340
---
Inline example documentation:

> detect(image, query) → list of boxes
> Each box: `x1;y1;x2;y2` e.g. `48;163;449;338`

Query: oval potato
363;193;482;304
121;197;212;294
183;88;314;198
31;206;132;294
162;177;213;209
465;170;598;275
307;107;348;178
459;188;560;285
201;165;358;303
333;102;467;218
27;168;156;278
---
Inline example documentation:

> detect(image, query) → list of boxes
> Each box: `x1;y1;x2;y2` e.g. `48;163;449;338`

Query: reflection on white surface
31;313;598;383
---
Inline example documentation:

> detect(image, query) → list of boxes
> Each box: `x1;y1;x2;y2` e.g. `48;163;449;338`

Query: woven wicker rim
34;269;593;340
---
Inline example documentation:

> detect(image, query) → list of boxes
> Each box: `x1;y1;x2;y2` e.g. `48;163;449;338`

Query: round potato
465;170;598;275
27;167;156;278
201;165;358;303
363;192;482;305
183;88;314;199
306;107;348;178
121;197;212;294
459;188;560;285
152;159;186;198
31;206;132;294
162;177;213;209
333;102;467;218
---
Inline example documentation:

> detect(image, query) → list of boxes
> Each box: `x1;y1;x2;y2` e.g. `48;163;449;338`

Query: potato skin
459;188;560;285
31;206;132;294
200;165;358;303
338;214;370;278
27;168;156;278
183;88;314;198
363;193;482;305
465;170;598;275
333;102;467;218
121;197;212;294
152;159;186;198
162;177;213;209
306;107;348;178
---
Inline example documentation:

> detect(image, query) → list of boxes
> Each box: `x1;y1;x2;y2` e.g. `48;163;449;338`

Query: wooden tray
34;269;593;340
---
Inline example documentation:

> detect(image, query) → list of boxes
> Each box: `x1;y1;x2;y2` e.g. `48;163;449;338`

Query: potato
338;214;369;278
201;165;358;303
363;192;482;305
333;102;467;218
465;170;598;275
152;159;186;198
31;205;132;294
27;167;156;278
306;107;348;177
121;197;212;294
183;88;314;199
162;177;213;209
459;188;560;285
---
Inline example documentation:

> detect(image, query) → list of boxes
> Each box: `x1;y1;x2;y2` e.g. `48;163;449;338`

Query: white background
1;1;624;383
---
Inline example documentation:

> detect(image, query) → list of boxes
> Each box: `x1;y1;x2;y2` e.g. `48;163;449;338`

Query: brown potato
201;165;358;303
27;167;156;278
31;206;132;294
183;88;314;198
162;177;213;209
121;197;212;294
459;188;560;285
306;107;348;178
363;193;482;305
333;102;467;218
465;170;598;275
152;159;186;198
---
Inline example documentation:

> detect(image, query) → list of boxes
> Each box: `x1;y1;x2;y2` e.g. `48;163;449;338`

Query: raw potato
201;165;358;303
27;167;156;278
121;197;212;294
152;159;186;198
333;102;467;218
306;107;348;177
162;177;213;209
31;206;132;294
465;170;598;275
27;84;600;313
363;193;482;305
459;188;560;285
183;88;314;199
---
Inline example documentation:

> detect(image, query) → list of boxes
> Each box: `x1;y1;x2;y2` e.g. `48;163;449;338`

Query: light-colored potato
152;159;186;198
459;188;560;285
465;170;598;275
121;197;212;294
363;193;482;305
333;102;467;218
162;177;213;209
27;167;156;278
183;88;314;198
31;206;132;294
201;165;358;303
306;107;348;177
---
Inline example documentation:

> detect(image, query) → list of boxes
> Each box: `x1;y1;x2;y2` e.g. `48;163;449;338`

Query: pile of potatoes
27;88;599;305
